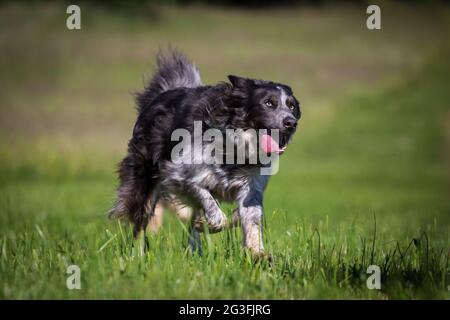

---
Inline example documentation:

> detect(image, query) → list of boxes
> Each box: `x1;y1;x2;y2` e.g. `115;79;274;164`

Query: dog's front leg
239;202;265;256
238;176;270;259
193;208;240;233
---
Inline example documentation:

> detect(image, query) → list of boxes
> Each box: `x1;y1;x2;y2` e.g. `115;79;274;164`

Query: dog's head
228;75;301;155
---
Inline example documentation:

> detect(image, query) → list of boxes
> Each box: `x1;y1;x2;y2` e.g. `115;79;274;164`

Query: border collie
109;50;301;259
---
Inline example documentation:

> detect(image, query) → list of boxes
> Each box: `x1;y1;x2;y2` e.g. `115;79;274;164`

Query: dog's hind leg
109;151;160;238
141;189;160;252
188;210;203;255
173;203;192;222
148;203;164;233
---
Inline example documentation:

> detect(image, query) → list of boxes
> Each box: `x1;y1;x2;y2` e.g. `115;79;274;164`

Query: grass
0;2;449;299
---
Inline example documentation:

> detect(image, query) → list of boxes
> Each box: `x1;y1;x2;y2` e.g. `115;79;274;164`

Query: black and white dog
110;50;301;258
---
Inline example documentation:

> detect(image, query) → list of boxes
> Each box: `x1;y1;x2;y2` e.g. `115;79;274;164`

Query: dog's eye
264;100;273;107
289;104;295;111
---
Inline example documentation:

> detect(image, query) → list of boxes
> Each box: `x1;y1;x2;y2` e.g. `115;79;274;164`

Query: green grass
0;2;449;299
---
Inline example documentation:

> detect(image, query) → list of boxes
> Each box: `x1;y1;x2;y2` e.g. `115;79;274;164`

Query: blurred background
0;0;449;299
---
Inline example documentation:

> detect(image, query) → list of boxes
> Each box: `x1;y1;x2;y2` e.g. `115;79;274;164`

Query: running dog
109;50;301;258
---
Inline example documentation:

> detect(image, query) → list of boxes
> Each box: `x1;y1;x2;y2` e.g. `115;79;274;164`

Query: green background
0;2;449;299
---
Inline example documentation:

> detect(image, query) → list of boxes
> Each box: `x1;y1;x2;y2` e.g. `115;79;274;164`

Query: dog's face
228;75;301;154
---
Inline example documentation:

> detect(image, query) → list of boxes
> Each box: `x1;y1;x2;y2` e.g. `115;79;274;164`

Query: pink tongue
261;134;280;153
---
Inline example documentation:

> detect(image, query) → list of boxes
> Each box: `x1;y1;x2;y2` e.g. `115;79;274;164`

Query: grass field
0;2;449;299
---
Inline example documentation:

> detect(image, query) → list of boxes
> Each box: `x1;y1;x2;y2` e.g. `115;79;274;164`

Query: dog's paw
193;215;227;233
193;216;208;232
207;209;229;232
249;250;274;265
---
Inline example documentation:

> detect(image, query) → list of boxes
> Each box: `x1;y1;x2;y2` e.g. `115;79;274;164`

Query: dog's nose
283;117;297;130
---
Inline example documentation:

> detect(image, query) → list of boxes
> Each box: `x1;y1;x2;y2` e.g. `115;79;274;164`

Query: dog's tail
136;49;202;112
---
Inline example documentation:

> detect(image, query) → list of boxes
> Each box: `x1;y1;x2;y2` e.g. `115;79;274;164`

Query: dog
109;50;301;259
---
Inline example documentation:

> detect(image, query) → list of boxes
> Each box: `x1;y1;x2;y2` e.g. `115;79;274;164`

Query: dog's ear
228;75;254;89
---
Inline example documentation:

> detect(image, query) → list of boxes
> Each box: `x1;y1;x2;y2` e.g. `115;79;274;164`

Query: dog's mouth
260;134;287;155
